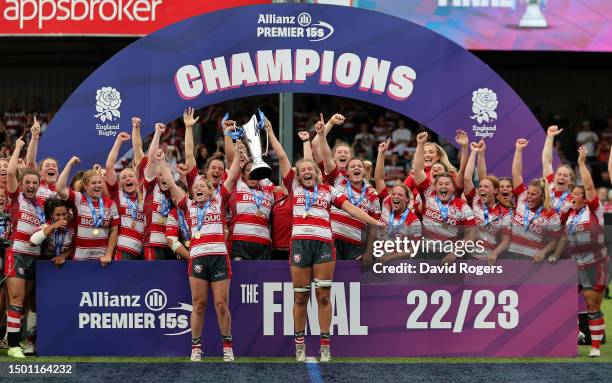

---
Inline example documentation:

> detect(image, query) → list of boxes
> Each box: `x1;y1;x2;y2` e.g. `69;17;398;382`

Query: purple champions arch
40;4;552;181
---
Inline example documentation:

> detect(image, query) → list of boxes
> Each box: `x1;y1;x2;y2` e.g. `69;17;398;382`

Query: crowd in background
2;96;612;205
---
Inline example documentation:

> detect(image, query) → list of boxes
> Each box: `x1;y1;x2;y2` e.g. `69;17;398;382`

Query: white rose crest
470;88;498;124
94;86;122;122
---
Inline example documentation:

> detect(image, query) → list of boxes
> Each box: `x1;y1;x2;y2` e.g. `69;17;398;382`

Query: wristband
169;237;181;253
30;229;48;246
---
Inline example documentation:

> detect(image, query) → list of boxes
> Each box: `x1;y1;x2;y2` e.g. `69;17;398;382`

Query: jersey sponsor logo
19;211;41;226
240;193;272;207
295;196;328;209
424;209;458;226
80;217;111;227
123;209;144;220
189;213;222;225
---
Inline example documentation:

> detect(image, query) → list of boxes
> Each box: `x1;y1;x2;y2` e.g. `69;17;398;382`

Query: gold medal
131;221;136;229
157;217;164;224
194;233;201;239
256;209;264;218
184;241;191;248
92;228;100;236
303;211;309;219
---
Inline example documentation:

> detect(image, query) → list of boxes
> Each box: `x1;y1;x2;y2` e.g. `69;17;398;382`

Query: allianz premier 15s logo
257;12;334;42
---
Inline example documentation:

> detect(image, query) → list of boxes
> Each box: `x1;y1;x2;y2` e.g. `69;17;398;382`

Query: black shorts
334;239;365;261
144;246;175;261
290;239;335;268
5;249;36;281
231;241;271;260
271;249;289;261
115;249;144;261
189;256;232;282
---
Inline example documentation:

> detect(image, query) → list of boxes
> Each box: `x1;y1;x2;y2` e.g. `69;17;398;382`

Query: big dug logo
2;0;163;30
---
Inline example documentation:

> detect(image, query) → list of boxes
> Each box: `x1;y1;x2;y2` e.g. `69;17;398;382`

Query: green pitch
0;298;609;363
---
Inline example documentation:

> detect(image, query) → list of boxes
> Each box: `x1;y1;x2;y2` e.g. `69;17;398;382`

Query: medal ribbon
177;209;191;241
387;208;410;237
85;194;104;228
346;181;367;207
124;192;139;221
196;200;211;231
554;191;569;214
303;184;318;215
523;205;543;232
568;207;586;234
54;229;65;257
435;195;453;223
250;187;264;210
160;194;171;217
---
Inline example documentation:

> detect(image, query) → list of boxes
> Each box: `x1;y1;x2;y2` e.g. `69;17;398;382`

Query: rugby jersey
228;178;275;245
283;169;347;243
8;190;44;256
466;189;512;259
107;181;145;255
378;188;421;241
143;177;173;248
565;196;608;267
325;166;381;245
68;190;120;260
507;184;561;258
40;224;75;260
166;207;191;245
177;186;230;258
417;178;475;242
36;181;57;208
546;173;573;223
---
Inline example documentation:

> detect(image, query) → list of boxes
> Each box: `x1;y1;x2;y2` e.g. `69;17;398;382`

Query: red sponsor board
0;0;271;36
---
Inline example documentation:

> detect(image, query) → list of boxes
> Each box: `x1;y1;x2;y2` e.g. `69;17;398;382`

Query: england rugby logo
470;88;498;124
94;86;122;122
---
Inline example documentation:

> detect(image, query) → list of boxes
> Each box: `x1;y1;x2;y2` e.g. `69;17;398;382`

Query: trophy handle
263;124;269;157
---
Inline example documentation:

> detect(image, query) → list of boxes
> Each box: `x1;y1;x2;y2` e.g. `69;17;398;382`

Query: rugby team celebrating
0;109;609;360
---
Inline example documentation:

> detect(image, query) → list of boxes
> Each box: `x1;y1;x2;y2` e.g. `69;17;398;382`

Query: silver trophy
232;110;272;180
518;0;548;28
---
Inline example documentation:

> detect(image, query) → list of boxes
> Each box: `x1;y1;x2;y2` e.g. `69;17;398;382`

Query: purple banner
38;260;577;357
39;3;553;180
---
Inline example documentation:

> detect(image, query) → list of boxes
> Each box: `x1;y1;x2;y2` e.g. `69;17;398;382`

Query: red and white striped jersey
143;177;172;248
36;181;57;208
283;170;347;243
8;190;44;256
325;166;381;245
546;173;573;223
177;186;230;258
107;182;145;255
417;178;475;242
565;196;608;267
41;225;75;259
508;184;561;258
228;178;275;244
466;190;512;259
166;207;180;239
68;190;120;261
378;188;421;241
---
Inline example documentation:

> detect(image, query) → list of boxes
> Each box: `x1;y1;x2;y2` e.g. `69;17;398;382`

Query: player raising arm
56;156;119;266
105;132;145;260
162;142;242;362
270;118;380;363
508;139;560;262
